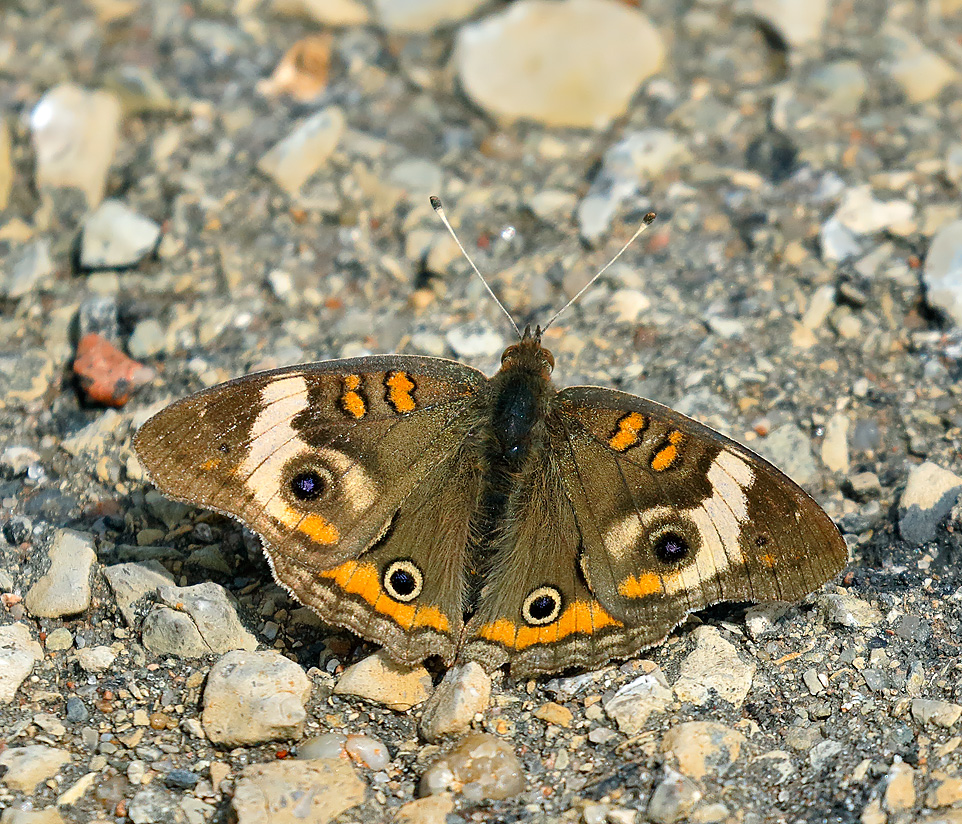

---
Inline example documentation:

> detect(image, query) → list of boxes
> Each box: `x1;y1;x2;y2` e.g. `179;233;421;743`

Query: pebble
127;319;166;360
0;810;66;824
534;701;573;728
76;645;117;673
647;767;702;824
257;106;345;195
202;650;312;746
73;333;155;407
745;0;830;49
64;696;89;723
394;794;455;824
30;83;121;206
258;34;332;102
102;561;175;626
0;350;57;406
578;129;687;241
445;322;503;360
272;0;371;27
748;750;795;785
0;746;71;792
231;758;364;824
755;424;818;486
929;775;962;808
1;239;55;299
0;623;43;703
603;666;672;734
419;733;524;802
79;200;161;270
883;760;916;812
419;662;492;741
821;412;850;474
883;25;960;104
43;628;73;652
832;185;913;236
126;786;177;824
24;529;97;619
808;739;843;770
334;649;433;711
911;699;962;728
819;217;862;263
660;722;746;780
923;219;962;328
672;626;756;708
818;592;882;628
456;0;665;129
142;582;258;657
373;0;488;33
898;461;962;545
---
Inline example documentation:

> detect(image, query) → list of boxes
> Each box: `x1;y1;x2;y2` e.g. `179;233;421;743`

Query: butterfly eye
654;532;690;564
522;586;562;625
383;560;423;602
290;470;327;501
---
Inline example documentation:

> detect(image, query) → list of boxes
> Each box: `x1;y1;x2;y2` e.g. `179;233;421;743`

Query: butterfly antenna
430;195;522;339
541;211;657;333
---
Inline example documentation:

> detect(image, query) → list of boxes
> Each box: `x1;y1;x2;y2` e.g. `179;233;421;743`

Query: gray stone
151;582;258;655
923;220;962;328
24;529;97;619
456;0;665;129
809;739;843;770
647;767;702;824
2;239;55;299
76;645;117;673
911;699;962;728
127;318;166;359
755;425;818;486
420;662;492;742
0;624;43;703
80;199;161;269
604;666;673;733
43;628;73;652
103;561;175;626
818;593;882;628
673;626;756;708
202;650;311;746
899;461;962;545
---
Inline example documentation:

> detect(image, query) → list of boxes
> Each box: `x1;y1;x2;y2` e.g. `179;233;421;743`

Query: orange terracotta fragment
73;333;155;407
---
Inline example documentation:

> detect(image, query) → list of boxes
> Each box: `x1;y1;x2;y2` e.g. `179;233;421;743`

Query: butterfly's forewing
553;386;848;627
134;355;486;664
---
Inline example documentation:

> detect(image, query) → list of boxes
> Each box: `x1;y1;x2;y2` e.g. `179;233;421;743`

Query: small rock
43;628;73;652
2;240;55;299
232;759;364;824
647;767;702;824
534;701;573;728
821;413;850;474
0;746;71;792
660;722;746;780
820;217;862;263
103;561;175;626
603;666;673;733
0;350;57;406
202;650;311;746
258;106;345;195
420;733;524;802
923;219;962;328
0;623;43;703
79;200;161;270
749;750;796;785
0;809;66;824
745;602;791;638
911;699;962;728
673;626;756;708
344;734;391;769
394;794;455;824
899;461;962;545
755;425;818;486
419;662;491;741
24;529;97;619
809;739;843;770
849;472;882;500
883;760;916;813
832;185;914;236
745;0;830;49
334;649;432;711
883;25;960;104
373;0;487;33
73;333;155;407
65;696;89;723
928;775;962;808
143;582;258;657
127;786;178;824
30;83;121;206
258;34;332;102
445;323;503;360
127;319;166;360
456;0;665;129
76;645;117;673
818;592;882;628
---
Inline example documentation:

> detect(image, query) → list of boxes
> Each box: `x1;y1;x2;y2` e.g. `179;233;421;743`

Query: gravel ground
2;1;962;823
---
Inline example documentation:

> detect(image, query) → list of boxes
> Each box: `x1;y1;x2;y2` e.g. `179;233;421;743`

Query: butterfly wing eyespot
383;560;423;603
522;586;563;625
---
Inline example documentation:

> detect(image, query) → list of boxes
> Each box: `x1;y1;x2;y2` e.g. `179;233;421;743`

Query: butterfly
133;198;848;677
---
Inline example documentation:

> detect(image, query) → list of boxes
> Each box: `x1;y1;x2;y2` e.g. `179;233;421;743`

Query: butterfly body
134;327;847;677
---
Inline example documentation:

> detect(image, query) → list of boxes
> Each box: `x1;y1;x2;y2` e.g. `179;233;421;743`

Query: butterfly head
500;325;554;379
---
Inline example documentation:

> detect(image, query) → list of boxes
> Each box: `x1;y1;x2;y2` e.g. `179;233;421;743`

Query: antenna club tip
643;211;656;224
429;195;442;210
